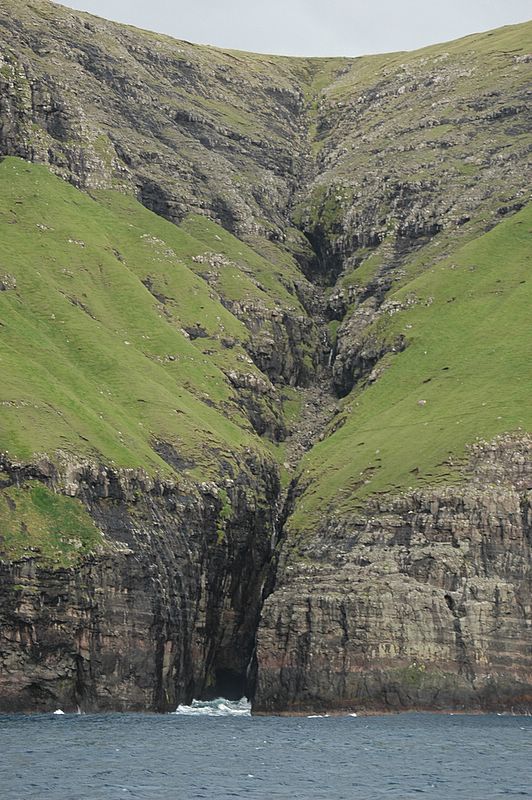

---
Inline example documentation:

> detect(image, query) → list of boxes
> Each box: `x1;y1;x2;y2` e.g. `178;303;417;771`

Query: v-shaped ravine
1;1;531;712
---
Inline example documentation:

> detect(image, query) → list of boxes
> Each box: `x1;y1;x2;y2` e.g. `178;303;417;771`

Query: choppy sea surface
1;699;531;799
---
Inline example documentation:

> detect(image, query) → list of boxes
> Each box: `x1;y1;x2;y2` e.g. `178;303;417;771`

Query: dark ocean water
1;700;531;800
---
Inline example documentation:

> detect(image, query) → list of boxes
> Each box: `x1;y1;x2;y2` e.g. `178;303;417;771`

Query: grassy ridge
0;157;276;475
326;21;532;101
290;203;532;529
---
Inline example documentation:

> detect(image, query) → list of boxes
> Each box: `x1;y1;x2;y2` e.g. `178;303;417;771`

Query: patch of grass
180;215;304;311
327;318;340;335
289;204;532;530
455;162;479;177
340;249;387;294
0;482;105;566
281;388;304;429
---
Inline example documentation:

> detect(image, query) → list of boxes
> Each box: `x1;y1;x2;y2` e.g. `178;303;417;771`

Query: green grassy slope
0;482;106;566
0;156;276;475
290;204;532;529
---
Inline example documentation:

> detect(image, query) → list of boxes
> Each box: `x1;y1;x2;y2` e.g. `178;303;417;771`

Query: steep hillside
0;0;530;713
0;0;311;236
290;204;532;522
0;158;263;472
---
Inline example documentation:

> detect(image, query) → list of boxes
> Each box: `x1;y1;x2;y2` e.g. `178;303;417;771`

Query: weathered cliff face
0;0;309;239
297;34;531;275
0;455;278;712
293;29;532;394
255;436;532;713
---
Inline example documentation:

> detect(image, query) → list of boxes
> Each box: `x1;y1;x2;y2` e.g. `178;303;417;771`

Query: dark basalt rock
0;455;278;712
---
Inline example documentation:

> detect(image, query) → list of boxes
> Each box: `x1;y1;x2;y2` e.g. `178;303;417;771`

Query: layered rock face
256;437;532;713
0;456;278;712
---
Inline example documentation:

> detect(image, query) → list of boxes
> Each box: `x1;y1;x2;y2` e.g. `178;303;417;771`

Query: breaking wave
173;697;251;717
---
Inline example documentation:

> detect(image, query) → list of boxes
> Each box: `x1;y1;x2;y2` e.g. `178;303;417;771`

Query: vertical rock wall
255;437;532;713
0;457;278;712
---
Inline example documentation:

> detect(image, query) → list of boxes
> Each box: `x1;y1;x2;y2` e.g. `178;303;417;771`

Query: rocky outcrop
0;454;278;712
230;300;326;389
331;295;408;396
255;436;532;713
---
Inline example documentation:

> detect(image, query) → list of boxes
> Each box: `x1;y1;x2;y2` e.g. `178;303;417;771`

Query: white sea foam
173;697;251;717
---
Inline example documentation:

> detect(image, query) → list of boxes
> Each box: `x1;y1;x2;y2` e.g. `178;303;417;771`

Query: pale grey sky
55;0;531;57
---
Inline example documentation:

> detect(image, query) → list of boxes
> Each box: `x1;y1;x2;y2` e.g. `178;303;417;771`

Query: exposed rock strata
0;454;278;711
255;437;532;713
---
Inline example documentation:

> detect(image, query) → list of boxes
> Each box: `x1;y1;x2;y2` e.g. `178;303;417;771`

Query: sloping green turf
180;215;306;311
0;156;274;475
0;482;106;566
290;203;532;530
